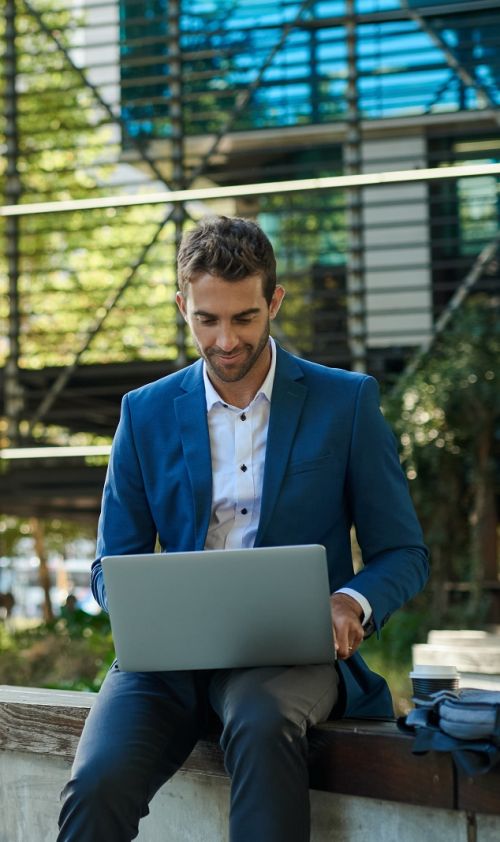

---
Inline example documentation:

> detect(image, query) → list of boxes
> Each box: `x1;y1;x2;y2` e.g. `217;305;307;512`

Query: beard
198;322;271;384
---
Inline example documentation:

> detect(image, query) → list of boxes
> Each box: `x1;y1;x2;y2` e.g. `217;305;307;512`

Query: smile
214;351;245;362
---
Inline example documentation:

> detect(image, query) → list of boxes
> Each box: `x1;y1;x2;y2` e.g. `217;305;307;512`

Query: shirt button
240;464;247;472
241;508;248;515
240;413;246;421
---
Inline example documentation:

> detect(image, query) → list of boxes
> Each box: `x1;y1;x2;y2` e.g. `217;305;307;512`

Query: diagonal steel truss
4;0;499;442
19;0;319;433
402;0;500;125
398;232;500;383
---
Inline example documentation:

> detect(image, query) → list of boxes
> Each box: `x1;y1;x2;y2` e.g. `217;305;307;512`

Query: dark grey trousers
57;661;338;842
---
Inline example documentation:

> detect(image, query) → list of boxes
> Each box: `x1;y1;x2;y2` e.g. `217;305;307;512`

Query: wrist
331;591;363;620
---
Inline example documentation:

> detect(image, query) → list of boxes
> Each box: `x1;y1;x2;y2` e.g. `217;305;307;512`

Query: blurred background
0;0;499;710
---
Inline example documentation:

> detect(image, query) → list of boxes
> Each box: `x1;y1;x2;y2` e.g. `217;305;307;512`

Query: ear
269;285;285;320
176;291;188;322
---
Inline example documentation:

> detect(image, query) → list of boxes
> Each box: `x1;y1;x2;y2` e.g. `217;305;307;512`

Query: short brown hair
177;216;277;304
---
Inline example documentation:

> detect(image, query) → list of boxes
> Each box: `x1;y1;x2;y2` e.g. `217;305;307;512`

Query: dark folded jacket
399;689;500;776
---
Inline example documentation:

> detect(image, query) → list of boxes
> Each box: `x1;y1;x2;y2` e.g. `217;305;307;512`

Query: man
58;216;428;842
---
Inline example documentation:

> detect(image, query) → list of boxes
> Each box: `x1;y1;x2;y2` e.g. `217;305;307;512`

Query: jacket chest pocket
286;453;338;476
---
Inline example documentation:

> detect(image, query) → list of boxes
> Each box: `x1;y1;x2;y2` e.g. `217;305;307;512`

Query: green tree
0;513;96;623
385;295;500;625
1;0;178;379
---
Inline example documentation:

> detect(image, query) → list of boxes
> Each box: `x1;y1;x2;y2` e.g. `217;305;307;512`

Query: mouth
213;350;245;363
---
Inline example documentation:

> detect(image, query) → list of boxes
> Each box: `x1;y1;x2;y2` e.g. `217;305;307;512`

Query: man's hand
330;593;364;660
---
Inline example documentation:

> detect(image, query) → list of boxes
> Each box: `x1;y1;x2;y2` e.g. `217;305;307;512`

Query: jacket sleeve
91;393;157;611
342;375;429;633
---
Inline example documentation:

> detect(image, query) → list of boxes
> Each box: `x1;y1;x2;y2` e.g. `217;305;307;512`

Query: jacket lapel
174;361;212;550
255;346;307;544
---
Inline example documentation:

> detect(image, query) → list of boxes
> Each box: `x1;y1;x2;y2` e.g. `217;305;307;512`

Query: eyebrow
193;308;261;319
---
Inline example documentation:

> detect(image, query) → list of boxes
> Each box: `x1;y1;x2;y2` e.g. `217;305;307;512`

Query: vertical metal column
344;1;366;373
169;0;187;368
4;0;23;445
309;3;320;124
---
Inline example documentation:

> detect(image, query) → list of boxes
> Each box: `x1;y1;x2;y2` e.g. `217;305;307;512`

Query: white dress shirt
203;337;372;624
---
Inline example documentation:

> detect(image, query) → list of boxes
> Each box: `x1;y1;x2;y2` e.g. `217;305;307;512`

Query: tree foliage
384;295;500;624
1;0;179;374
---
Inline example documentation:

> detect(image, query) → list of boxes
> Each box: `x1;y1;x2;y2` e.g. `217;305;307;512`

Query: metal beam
169;0;187;368
27;205;177;432
2;163;500;218
22;0;172;186
402;0;500;125
4;0;23;447
344;0;366;373
188;0;318;184
400;233;500;382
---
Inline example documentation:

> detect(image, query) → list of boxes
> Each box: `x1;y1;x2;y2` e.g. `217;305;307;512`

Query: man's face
176;272;284;389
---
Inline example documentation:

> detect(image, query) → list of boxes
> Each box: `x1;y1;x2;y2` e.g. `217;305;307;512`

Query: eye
235;316;253;324
198;317;217;325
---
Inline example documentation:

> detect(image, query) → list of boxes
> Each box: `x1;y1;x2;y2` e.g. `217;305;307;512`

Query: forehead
185;272;267;312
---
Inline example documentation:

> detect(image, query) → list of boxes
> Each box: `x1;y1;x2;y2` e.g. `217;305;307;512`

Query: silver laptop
101;545;335;671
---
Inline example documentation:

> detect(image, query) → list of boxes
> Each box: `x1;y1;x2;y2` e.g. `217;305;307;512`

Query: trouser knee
58;758;148;840
221;698;305;764
62;762;130;810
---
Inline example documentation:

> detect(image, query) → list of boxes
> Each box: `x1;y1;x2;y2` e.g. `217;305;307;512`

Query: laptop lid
101;545;334;671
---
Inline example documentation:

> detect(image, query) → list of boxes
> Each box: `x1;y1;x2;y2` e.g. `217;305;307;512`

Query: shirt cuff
335;587;373;626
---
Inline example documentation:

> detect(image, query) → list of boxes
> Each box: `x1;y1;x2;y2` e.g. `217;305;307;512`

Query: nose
216;323;239;353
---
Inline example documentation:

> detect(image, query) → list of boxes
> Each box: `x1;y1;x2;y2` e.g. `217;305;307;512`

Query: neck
212;382;257;409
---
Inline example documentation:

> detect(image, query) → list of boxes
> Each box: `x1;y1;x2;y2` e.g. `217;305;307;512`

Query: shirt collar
203;336;277;412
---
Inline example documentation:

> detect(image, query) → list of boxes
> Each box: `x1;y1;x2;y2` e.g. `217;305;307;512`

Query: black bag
398;689;500;776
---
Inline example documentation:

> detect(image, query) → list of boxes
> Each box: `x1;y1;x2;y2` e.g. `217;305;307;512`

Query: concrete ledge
413;629;500;690
0;685;452;807
2;751;489;842
413;643;500;674
1;685;500;842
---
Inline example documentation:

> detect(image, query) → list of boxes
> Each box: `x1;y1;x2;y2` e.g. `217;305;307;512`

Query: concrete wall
1;749;499;842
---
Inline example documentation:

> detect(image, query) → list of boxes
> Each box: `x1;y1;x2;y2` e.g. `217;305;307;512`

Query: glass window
119;1;500;139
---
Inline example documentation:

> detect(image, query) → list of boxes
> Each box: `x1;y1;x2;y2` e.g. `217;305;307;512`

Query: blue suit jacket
92;344;429;719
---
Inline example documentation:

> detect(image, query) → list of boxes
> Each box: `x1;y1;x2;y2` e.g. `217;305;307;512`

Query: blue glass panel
119;0;500;140
356;0;400;11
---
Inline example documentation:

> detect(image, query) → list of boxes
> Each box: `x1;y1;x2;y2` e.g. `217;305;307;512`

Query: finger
334;625;349;658
336;635;352;660
335;624;363;659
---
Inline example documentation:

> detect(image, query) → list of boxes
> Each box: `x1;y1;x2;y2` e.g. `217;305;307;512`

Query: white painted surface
415;632;500;688
310;791;468;842
427;631;499;646
0;752;230;842
477;813;500;842
1;750;500;842
413;643;500;674
459;674;500;691
361;135;433;348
